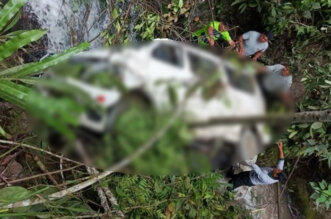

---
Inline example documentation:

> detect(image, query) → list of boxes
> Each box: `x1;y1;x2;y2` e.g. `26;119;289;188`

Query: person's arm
207;26;215;46
252;51;263;61
275;141;285;170
280;92;292;106
221;31;235;48
277;141;284;159
218;23;235;48
237;35;245;56
256;64;267;73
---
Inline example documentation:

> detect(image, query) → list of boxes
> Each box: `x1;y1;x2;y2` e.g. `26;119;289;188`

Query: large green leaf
0;62;34;77
0;79;29;108
0;0;27;32
0;10;21;34
0;186;31;205
0;42;90;78
1;29;28;38
0;29;46;62
0;80;83;139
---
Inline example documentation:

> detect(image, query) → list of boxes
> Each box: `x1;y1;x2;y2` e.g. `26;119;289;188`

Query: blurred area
29;40;293;175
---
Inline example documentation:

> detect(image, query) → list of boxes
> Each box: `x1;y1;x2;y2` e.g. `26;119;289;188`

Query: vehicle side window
188;52;219;79
189;52;223;99
152;44;183;68
225;66;255;94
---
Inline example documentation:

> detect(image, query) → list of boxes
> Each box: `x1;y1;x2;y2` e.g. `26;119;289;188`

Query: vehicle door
185;51;233;121
144;42;193;107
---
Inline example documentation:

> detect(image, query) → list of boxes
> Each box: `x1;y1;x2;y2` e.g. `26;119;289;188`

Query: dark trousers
227;168;254;189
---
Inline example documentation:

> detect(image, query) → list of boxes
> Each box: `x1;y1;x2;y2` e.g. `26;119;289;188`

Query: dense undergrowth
0;0;330;218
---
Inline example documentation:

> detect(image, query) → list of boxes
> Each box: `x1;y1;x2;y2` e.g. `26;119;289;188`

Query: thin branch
0;145;19;160
104;188;122;214
0;140;86;167
57;213;108;219
0;165;82;186
75;140;116;217
280;156;301;197
59;154;66;188
33;155;61;190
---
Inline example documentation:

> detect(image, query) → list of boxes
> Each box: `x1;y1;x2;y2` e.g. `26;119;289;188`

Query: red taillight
97;95;105;103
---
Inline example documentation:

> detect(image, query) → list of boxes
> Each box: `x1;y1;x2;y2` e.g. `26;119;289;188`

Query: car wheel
237;128;260;163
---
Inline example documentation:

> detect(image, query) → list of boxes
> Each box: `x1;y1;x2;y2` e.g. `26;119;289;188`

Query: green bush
310;180;331;209
232;0;330;38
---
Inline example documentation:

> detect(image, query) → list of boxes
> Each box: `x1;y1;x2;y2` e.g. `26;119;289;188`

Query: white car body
67;39;271;149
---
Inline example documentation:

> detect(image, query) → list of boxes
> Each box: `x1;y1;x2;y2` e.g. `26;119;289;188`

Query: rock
235;183;292;219
1;160;24;182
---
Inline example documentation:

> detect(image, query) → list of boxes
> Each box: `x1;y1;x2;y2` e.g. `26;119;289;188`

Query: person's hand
228;40;235;48
252;51;263;61
277;141;285;159
238;47;245;57
208;38;215;46
277;141;283;150
236;43;245;56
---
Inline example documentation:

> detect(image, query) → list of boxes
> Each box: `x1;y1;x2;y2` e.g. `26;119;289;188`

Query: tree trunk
189;110;331;127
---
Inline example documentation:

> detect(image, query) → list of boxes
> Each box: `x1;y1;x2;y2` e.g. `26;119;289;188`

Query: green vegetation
0;0;89;139
310;180;331;210
109;173;244;218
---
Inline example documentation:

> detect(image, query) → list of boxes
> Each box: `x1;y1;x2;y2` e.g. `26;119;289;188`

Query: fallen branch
57;213;108;219
280;156;301;197
33;155;61;189
189;109;331;127
75;140;124;218
59;155;66;188
104;188;122;214
0;165;81;186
